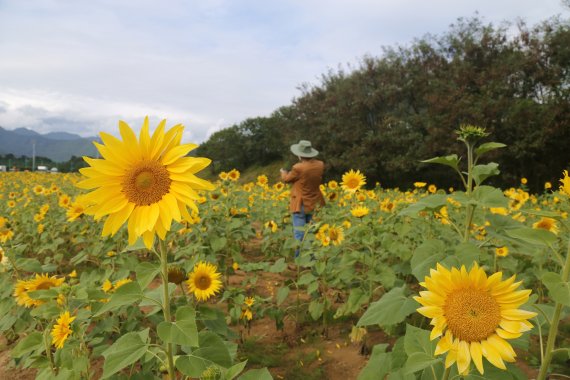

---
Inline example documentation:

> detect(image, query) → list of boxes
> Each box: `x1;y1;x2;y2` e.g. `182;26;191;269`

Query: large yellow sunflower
186;261;222;302
51;311;76;349
77;118;214;248
414;263;536;375
341;170;366;192
14;274;65;308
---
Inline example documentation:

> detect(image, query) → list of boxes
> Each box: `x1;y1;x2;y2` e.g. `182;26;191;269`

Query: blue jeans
293;204;312;256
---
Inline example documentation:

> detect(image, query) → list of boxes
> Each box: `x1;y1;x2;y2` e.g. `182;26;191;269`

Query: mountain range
0;126;99;162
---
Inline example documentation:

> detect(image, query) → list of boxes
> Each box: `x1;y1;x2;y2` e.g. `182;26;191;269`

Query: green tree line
0;154;88;173
197;16;570;192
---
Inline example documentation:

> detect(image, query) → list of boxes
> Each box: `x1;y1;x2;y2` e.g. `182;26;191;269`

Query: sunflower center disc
443;288;501;342
123;161;172;206
196;275;212;290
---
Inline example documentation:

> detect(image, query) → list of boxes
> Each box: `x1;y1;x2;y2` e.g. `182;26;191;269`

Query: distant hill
0;126;99;162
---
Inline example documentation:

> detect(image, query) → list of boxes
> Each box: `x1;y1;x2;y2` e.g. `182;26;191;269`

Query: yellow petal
457;340;471;375
470;341;484;374
500;309;537;321
481;340;506;370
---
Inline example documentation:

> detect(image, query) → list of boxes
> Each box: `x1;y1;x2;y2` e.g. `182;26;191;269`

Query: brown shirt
281;159;325;213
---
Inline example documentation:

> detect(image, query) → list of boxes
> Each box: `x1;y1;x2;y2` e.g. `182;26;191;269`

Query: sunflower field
0;120;569;380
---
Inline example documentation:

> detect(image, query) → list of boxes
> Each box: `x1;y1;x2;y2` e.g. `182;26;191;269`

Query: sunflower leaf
541;272;570;306
93;282;142;317
421;154;460;170
101;329;149;379
157;306;199;347
357;287;418;327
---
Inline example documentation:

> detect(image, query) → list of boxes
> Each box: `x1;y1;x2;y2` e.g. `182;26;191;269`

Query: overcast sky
0;0;567;143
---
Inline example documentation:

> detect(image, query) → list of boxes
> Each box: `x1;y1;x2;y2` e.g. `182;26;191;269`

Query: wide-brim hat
290;140;319;158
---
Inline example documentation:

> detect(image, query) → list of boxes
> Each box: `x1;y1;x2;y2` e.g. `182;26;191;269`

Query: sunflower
560;170;570;197
520;177;528;185
58;194;72;208
227;169;240;181
414;182;427;188
14;274;65;308
76;117;214;249
414;263;536;375
256;175;268;187
240;308;253;321
532;217;559;235
428;184;437;193
33;185;44;195
328;180;338;189
351;205;369;218
51;311;76;349
495;246;509;257
264;220;278;233
0;229;14;243
273;182;284;191
66;199;86;222
244;296;255;307
341;170;366;192
0;245;8;267
218;171;228;180
544;182;552;190
187;261;222;302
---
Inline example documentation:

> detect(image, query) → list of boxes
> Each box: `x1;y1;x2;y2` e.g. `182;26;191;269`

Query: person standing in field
280;140;325;256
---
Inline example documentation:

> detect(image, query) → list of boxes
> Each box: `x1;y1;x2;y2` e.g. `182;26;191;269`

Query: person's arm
281;165;300;183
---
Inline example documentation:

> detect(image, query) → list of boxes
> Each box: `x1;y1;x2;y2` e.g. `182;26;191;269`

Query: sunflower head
51;311;76;349
414;263;536;375
341;170;366;192
167;265;187;285
495;246;509;257
77;118;214;249
187;261;222;302
532;217;559;235
351;205;369;218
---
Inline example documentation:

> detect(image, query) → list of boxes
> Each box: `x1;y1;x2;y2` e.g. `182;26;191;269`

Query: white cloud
0;0;566;143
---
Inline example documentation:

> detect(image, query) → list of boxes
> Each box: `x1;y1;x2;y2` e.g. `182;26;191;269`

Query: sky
0;0;567;143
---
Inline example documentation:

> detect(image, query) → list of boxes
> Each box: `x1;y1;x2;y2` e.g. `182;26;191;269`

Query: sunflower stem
463;140;475;242
537;238;570;380
441;366;451;380
159;239;176;380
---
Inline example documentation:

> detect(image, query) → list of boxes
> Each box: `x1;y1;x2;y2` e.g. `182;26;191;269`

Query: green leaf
411;240;446;282
193;331;232;368
101;329;149;379
122;238;147;252
472;186;508;208
94;282;142;317
403;352;440;374
403;325;435;356
542;272;570;306
11;332;44;358
269;258;287;273
399;195;448;217
309;300;324;320
211;236;227;252
27;289;59;300
421;154;460;170
276;286;289;306
471;163;500;186
506;228;557;247
239;368;273;380
357;287;418;327
15;258;43;272
357;344;391;380
224;360;248;380
474;142;506;157
157;306;199;346
136;262;160;289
